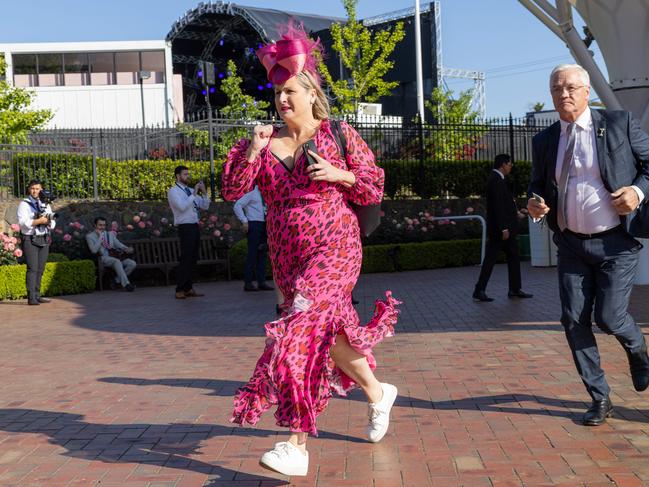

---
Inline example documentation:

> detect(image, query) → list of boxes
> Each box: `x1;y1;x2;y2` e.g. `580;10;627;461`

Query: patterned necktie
557;123;576;232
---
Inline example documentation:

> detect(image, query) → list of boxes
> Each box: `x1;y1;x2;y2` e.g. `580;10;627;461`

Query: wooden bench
96;236;230;290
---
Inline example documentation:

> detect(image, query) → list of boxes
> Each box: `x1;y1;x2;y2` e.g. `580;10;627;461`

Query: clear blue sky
0;0;604;118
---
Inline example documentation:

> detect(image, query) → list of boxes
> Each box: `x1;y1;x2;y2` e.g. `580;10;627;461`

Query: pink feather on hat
256;22;324;85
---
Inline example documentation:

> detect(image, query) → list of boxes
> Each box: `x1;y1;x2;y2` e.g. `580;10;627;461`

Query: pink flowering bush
0;232;22;266
49;210;235;260
364;207;483;245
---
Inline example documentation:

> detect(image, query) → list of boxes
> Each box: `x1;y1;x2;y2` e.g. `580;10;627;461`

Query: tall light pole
414;0;425;123
138;70;151;154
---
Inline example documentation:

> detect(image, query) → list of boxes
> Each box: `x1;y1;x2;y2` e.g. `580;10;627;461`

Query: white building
0;40;183;128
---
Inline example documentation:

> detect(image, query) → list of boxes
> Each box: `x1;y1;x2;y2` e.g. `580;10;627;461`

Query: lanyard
26;198;42;215
176;184;200;215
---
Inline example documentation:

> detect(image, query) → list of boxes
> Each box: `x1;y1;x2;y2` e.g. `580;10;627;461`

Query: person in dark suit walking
528;64;649;426
473;154;533;302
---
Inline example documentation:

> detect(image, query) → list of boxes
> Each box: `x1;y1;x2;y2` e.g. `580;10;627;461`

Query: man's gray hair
550;64;590;87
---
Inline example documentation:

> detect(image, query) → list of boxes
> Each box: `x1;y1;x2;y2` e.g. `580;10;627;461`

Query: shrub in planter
0;259;96;300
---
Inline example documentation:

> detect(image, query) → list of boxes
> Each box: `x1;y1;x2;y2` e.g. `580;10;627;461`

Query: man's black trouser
475;233;521;293
176;223;200;293
21;234;49;299
555;228;646;401
244;221;268;285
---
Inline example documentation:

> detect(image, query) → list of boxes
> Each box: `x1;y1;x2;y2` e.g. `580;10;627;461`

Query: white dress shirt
167;183;210;225
233;186;266;223
492;169;505;180
16;197;56;235
555;108;644;234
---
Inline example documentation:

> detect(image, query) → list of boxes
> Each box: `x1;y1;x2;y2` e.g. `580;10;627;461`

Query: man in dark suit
528;64;649;426
473;154;533;302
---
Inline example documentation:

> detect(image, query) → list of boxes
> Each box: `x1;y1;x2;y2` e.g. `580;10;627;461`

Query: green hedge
362;239;484;273
228;238;488;278
0;259;96;300
11;152;530;200
380;159;532;199
11;154;224;200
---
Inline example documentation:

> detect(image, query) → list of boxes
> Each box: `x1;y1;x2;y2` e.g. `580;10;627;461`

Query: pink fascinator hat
256;22;323;85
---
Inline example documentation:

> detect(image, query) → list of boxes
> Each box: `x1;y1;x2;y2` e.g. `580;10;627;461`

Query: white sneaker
366;383;398;443
259;441;309;476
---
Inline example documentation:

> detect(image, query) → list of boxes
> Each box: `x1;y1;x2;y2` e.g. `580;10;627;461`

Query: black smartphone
302;140;319;166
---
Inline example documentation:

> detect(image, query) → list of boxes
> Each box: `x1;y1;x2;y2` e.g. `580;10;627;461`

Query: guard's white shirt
16;198;56;235
555;108;644;234
233;186;266;223
167;183;210;225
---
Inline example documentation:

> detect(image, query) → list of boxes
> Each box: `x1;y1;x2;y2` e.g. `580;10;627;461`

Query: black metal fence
0;115;555;201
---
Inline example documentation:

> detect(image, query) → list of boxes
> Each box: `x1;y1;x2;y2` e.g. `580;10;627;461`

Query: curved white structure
519;0;649;284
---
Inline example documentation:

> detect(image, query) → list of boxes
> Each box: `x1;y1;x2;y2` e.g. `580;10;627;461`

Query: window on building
37;53;63;87
115;51;140;85
12;53;37;87
89;52;115;85
63;52;90;86
140;50;165;83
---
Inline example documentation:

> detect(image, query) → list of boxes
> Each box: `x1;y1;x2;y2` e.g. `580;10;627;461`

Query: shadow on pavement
0;408;370;485
411;393;649;425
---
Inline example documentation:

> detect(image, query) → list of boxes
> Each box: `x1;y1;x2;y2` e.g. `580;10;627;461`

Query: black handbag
330;120;382;237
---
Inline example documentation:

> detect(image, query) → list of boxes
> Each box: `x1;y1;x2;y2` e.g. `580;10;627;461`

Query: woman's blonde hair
296;71;330;120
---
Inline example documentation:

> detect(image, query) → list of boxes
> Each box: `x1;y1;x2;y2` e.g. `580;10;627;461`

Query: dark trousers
176;223;200;292
475;234;522;292
556;229;646;401
22;235;49;299
244;221;268;285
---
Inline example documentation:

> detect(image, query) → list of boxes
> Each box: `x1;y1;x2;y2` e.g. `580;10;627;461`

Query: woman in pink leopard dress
222;24;400;477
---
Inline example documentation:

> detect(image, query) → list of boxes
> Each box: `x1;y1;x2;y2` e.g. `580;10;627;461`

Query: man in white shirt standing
529;64;649;426
168;165;210;299
233;186;274;292
86;217;136;292
16;180;56;305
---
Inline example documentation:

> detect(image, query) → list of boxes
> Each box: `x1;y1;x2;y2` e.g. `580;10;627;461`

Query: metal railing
0;116;554;201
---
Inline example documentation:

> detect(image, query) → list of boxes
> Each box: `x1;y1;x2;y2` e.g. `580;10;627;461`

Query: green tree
319;0;405;114
423;87;486;161
177;60;270;159
0;55;52;143
219;59;270;120
531;101;545;112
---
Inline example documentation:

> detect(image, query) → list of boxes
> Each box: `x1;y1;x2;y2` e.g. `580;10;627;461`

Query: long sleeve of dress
339;122;384;206
221;138;263;202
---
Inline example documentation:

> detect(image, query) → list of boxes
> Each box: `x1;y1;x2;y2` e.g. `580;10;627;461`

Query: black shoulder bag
329;120;382;237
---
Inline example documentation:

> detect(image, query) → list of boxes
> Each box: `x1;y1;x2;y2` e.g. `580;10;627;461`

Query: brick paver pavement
2;263;649;486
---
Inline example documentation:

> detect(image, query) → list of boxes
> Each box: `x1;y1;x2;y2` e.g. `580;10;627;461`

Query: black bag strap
330;119;348;161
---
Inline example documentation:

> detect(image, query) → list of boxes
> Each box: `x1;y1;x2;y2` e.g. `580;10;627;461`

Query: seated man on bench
86;216;136;292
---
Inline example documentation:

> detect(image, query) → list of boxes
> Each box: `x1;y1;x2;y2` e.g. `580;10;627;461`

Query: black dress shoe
36;297;51;303
583;398;613;426
508;290;533;299
28;299;40;306
257;282;275;291
244;283;258;292
627;343;649;392
472;290;494;302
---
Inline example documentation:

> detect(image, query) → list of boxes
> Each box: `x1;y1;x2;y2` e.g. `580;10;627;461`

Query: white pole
414;0;425;122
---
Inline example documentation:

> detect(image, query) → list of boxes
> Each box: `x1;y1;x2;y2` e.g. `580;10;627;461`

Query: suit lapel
547;122;561;186
591;109;607;179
